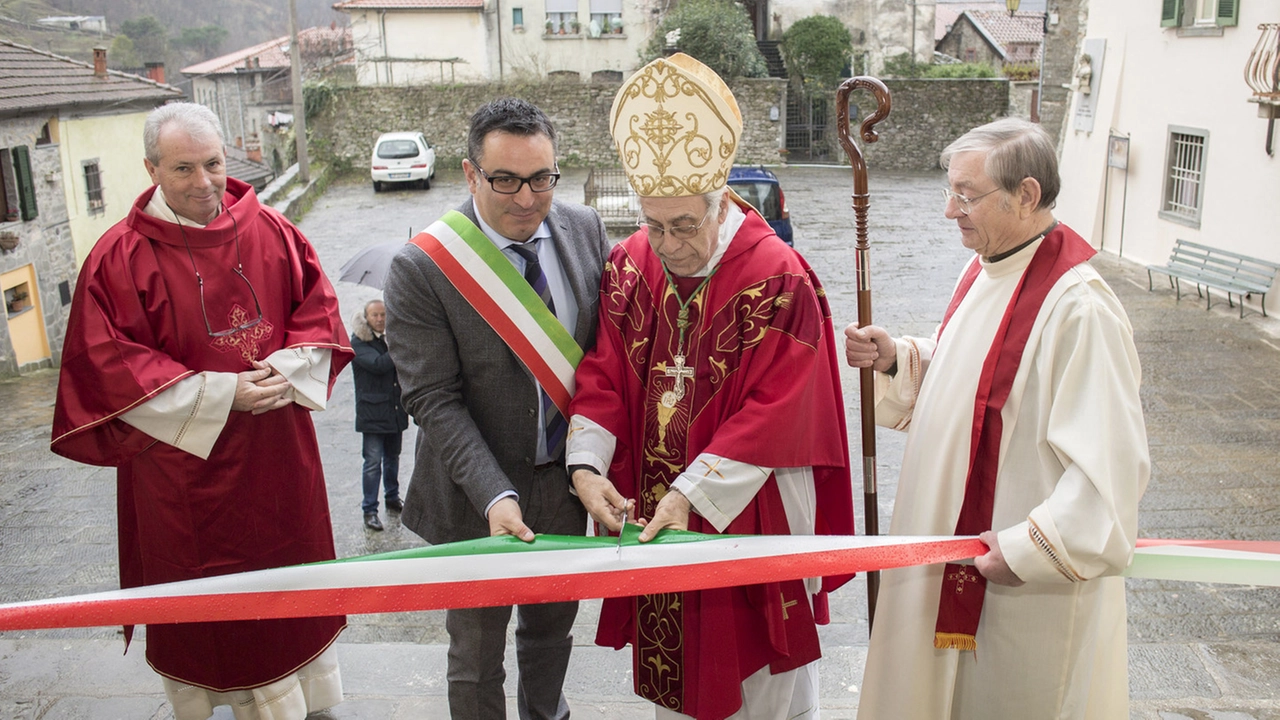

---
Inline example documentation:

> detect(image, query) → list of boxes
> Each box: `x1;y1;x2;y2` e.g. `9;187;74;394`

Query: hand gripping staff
836;76;891;632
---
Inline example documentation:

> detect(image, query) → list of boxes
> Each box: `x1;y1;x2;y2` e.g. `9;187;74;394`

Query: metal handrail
1244;23;1279;100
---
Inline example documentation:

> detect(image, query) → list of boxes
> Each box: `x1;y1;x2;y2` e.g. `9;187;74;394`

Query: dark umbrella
338;237;409;290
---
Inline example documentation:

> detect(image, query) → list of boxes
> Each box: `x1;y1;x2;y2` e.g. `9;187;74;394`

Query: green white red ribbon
0;532;1275;631
1128;538;1280;586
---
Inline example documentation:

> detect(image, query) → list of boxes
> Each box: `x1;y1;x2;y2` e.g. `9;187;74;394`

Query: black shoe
386;498;403;513
364;512;384;531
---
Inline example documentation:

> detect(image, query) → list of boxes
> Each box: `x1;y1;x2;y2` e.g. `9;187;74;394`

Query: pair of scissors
616;499;632;557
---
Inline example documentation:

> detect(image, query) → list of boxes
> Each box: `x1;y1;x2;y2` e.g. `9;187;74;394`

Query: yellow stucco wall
1;265;51;365
58;111;154;264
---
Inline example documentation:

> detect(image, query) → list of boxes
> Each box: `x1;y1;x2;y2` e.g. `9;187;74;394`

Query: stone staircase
757;40;787;78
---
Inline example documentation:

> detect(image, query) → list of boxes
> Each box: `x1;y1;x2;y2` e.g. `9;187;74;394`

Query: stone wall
0;116;77;377
309;78;789;170
827;78;1010;172
309;76;1006;176
1040;0;1086;149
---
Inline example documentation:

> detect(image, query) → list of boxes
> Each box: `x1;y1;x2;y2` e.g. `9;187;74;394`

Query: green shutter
12;146;38;222
0;150;15;222
1161;0;1183;27
1215;0;1238;26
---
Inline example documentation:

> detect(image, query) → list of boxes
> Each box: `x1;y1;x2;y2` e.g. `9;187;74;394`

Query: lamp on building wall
1006;0;1021;16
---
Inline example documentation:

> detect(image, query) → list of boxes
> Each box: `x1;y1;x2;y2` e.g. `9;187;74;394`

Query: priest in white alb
845;118;1150;719
567;53;856;720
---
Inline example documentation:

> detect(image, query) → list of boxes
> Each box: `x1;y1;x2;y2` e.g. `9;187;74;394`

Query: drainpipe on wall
496;0;504;81
380;10;391;85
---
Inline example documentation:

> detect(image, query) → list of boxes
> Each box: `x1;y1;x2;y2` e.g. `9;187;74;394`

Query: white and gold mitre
610;53;742;197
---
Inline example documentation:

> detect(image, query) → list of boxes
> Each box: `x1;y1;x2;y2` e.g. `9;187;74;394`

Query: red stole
572;207;853;719
932;224;1096;650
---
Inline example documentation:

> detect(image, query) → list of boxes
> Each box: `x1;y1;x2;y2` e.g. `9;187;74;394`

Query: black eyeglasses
472;163;560;194
175;207;264;337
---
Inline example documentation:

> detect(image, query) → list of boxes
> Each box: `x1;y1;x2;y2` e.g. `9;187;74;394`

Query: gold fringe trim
934;632;977;651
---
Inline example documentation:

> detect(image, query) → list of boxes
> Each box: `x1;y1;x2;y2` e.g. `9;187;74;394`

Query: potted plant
612;18;623;33
570;18;581;34
545;18;554;34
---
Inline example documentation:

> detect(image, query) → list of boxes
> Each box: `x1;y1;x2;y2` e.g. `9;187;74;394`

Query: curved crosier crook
835;75;891;632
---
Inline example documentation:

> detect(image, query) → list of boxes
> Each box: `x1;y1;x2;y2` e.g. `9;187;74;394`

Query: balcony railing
1244;23;1279;154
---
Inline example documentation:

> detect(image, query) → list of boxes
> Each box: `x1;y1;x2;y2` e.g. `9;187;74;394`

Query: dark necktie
510;241;567;461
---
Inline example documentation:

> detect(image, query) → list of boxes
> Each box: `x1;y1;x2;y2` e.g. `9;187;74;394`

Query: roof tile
967;10;1045;49
333;0;484;9
181;26;352;77
0;40;182;114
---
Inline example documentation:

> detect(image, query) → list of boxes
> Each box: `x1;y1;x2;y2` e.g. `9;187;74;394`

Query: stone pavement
1;166;1278;719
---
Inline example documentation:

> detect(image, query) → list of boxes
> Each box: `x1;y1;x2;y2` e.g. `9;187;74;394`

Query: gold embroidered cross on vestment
946;566;982;595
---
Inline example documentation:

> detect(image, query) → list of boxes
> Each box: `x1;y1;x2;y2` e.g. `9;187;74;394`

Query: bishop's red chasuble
571;207;854;720
51;178;352;691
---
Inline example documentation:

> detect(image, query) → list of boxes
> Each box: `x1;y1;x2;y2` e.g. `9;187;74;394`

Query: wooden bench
1146;240;1279;318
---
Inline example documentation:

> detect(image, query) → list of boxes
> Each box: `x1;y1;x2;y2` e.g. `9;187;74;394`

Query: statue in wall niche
1074;53;1093;95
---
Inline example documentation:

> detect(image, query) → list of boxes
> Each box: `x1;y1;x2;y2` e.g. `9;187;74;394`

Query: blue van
727;166;793;246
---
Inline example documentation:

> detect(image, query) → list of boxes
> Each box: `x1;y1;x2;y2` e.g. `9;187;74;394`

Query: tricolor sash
410;211;583;414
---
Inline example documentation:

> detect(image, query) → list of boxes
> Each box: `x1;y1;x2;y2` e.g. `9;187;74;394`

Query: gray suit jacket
384;199;611;545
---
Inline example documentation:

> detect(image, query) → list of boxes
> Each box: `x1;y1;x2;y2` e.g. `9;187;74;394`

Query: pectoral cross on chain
660;354;695;408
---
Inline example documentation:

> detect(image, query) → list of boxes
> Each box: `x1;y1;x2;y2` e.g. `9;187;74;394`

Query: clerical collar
471;200;552;250
985;221;1059;264
144;186;221;228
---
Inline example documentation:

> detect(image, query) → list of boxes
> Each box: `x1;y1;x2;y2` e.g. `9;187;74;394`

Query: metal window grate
583;168;639;233
1165;132;1204;218
84;161;104;213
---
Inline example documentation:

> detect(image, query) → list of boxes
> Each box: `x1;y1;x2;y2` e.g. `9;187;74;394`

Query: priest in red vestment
50;103;351;720
567;54;855;720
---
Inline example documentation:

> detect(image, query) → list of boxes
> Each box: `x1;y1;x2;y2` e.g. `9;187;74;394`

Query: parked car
727;165;792;246
371;132;436;192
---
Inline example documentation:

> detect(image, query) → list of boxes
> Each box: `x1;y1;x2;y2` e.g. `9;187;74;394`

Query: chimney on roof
92;47;107;78
145;62;165;84
246;134;263;164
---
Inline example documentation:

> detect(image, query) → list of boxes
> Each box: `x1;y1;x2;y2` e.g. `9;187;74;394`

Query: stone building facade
0;40;182;377
0;115;76;377
1039;0;1086;148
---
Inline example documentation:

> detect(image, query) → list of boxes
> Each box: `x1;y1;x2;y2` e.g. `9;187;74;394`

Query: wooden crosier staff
835;76;891;631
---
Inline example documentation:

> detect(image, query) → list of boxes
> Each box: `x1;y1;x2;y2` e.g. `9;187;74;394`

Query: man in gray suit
383;98;611;720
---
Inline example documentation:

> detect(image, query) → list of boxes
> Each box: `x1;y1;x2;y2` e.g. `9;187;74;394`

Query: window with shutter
1215;0;1238;26
83;160;105;215
1161;0;1183;27
588;0;622;35
0;149;14;223
12;146;37;222
545;0;577;34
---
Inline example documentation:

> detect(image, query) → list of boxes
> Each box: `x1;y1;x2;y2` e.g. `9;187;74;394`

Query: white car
370;132;436;192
